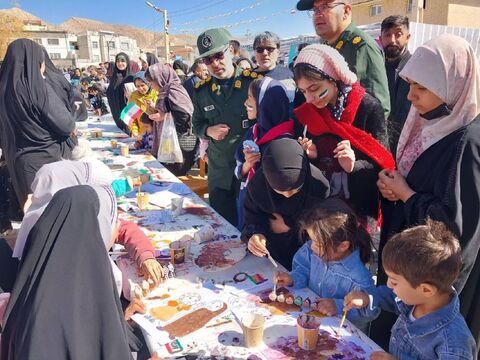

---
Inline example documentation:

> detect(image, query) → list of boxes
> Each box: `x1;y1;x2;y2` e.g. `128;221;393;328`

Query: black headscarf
262;138;308;191
0;39;76;204
106;52;140;134
1;185;137;360
242;138;330;268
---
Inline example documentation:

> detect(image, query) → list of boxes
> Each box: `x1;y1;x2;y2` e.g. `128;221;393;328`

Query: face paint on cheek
318;88;329;99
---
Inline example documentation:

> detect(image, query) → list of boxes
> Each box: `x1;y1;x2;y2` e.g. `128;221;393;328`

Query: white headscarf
396;34;480;176
13;159;113;258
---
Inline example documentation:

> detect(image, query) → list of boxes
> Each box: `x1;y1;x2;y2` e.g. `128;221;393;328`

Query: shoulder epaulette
194;76;212;90
352;36;365;46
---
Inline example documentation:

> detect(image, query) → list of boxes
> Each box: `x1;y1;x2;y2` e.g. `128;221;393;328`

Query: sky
0;0;316;39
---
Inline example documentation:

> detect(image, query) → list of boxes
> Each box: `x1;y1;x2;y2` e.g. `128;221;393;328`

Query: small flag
120;102;143;127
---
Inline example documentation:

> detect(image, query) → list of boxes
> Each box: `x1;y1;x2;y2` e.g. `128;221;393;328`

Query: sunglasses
255;46;277;54
203;48;228;65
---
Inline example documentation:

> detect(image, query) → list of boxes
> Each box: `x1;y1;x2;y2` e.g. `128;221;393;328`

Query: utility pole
146;1;170;63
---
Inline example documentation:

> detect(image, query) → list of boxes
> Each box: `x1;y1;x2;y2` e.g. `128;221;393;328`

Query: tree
0;14;27;60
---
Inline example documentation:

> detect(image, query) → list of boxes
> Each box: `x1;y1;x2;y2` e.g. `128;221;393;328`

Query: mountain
0;8;196;51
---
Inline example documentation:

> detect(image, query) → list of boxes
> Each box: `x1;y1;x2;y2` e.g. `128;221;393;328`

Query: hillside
0;8;196;51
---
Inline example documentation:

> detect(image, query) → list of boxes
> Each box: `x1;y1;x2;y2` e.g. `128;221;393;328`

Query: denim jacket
290;242;379;330
373;286;476;359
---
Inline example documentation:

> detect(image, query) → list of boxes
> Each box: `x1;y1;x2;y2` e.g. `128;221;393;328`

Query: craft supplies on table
82;117;384;359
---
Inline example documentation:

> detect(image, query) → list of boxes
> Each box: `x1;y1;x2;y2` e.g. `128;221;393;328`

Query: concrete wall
448;1;480;28
352;0;411;26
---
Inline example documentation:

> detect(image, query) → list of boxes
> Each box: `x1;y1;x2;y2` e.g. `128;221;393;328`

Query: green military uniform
331;22;390;118
192;28;258;225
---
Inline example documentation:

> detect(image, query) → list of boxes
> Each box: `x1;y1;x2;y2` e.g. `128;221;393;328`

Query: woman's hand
269;213;290;234
378;169;415;203
124;297;146;321
149;112;166;122
298;137;318;159
140;259;163;288
248;234;268;257
241;149;261;176
315;298;337;316
334;140;355;173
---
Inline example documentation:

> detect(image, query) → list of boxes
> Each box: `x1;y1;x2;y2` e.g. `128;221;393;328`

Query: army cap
197;28;232;58
296;0;315;10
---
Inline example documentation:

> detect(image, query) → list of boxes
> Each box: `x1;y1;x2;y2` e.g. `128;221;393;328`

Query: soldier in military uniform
192;28;259;226
297;0;391;118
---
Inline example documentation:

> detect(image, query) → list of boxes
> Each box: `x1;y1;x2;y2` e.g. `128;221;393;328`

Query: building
76;30;139;65
24;20;78;68
21;19;140;68
350;0;480;29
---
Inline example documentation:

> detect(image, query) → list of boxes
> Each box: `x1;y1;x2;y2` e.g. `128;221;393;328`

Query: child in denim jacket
345;219;476;359
276;200;379;332
134;113;154;152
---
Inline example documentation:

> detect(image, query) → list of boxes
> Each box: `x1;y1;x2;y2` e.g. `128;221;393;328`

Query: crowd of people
0;0;480;358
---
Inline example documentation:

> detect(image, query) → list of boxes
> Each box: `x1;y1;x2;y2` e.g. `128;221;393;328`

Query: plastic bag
157;112;184;164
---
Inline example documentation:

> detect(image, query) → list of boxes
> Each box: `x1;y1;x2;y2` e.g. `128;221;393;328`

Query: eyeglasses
307;2;346;17
203;48;228;66
255;46;277;54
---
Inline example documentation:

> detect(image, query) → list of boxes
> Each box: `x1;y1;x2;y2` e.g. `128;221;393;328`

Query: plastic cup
136;192;149;210
120;145;129;156
111;139;118;149
241;313;266;348
170;240;186;264
297;314;321;351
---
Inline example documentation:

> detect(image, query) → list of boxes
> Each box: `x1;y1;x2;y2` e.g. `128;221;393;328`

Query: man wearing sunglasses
192;28;256;226
252;31;297;105
296;0;390;118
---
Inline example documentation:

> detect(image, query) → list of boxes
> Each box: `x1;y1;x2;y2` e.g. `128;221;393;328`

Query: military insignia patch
202;35;213;48
352;36;362;45
335;40;344;50
234;80;242;89
242;69;251;77
212;83;218;93
250;72;258;79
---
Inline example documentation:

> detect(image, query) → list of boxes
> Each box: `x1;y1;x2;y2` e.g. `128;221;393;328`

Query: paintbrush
303;124;308;138
339;309;348;328
273;271;279;295
266;251;278;268
206;319;233;328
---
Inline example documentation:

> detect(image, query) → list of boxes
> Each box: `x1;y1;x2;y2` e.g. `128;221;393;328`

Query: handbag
178;127;198;152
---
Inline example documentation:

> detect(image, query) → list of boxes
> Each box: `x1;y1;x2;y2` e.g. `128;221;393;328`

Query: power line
169;0;230;17
170;0;269;30
176;8;297;34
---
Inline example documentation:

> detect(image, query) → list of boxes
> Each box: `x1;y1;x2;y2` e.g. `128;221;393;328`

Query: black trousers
209;176;240;227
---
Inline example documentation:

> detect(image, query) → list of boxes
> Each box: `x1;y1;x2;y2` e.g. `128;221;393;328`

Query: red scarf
294;83;395;170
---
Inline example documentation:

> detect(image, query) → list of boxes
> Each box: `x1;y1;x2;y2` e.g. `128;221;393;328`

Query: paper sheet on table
135;210;174;225
147;191;181;208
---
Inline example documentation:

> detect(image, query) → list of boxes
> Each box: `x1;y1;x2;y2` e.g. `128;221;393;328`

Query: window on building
92;41;99;49
49;53;61;60
69;42;79;50
108;41;116;49
93;55;100;62
33;38;42;45
121;42;129;50
370;5;382;17
47;38;60;45
407;0;413;13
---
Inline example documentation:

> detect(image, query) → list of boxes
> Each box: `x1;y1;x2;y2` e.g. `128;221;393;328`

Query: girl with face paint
293;44;394;219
